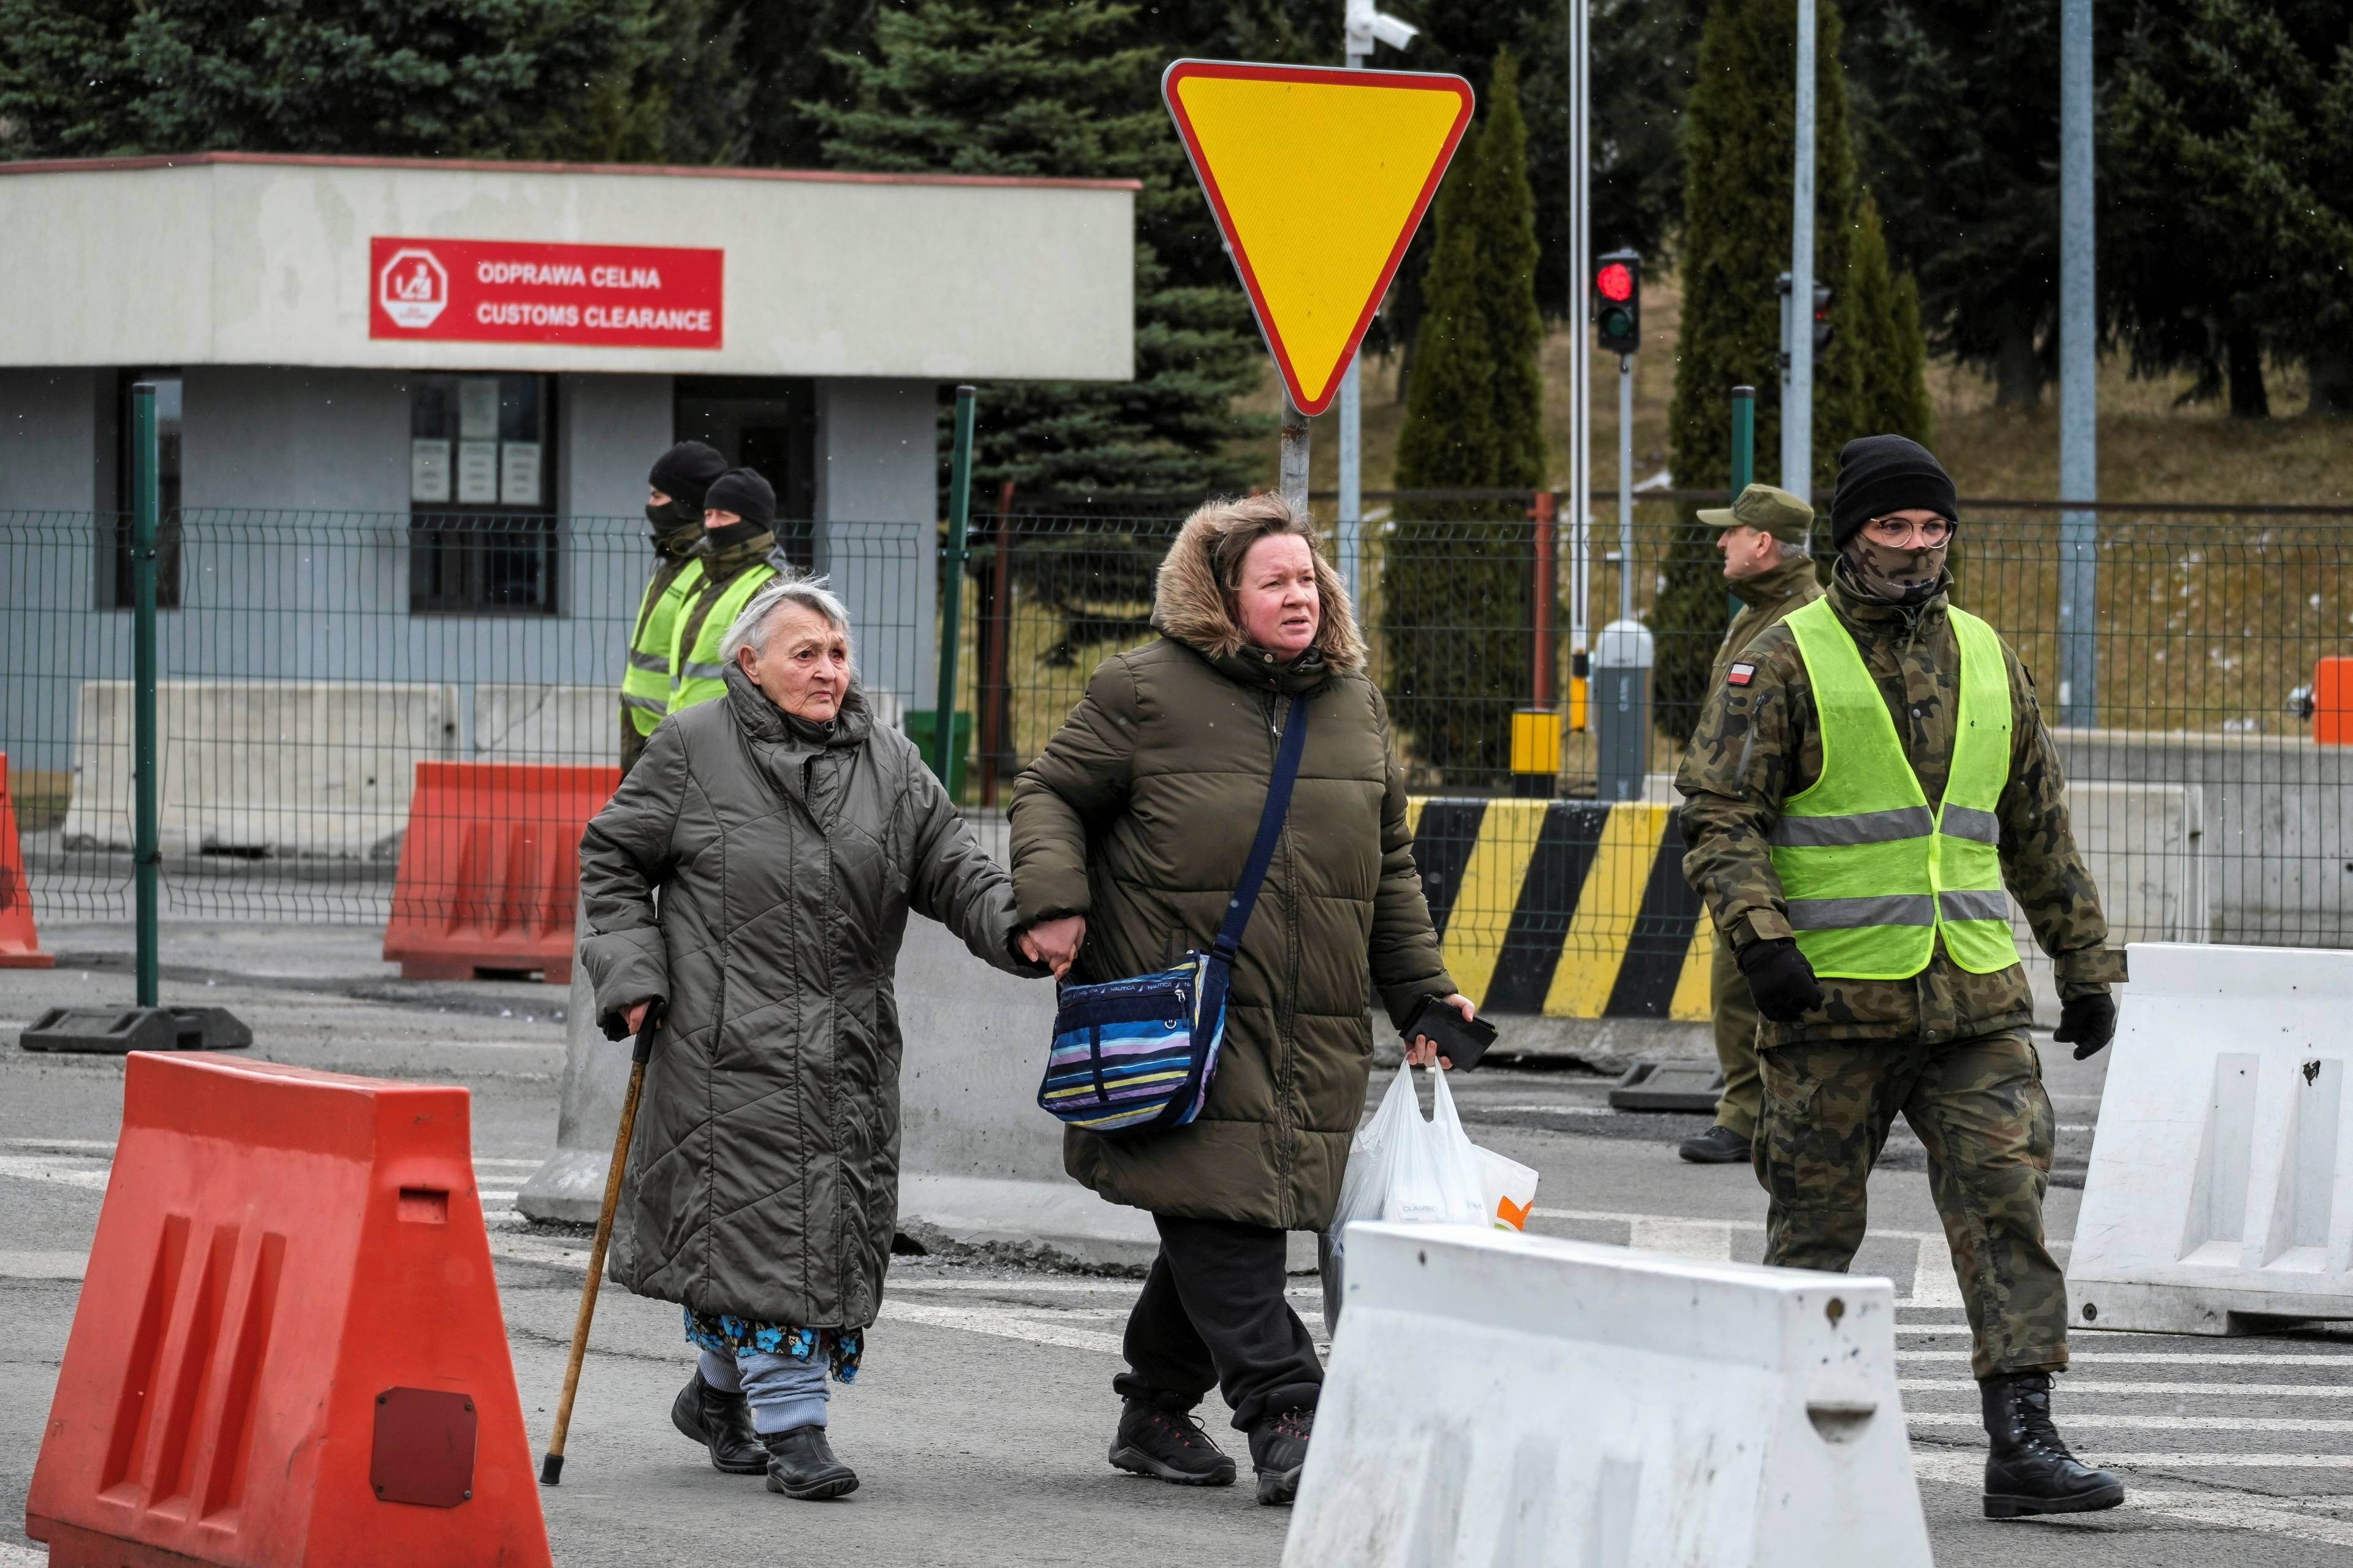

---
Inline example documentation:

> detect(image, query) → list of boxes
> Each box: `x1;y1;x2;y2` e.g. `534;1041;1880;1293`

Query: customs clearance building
0;153;1134;850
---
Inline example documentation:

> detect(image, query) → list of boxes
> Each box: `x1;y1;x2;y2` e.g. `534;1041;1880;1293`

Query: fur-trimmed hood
1150;504;1366;675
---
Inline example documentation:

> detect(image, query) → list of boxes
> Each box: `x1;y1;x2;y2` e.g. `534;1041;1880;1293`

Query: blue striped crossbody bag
1036;693;1309;1138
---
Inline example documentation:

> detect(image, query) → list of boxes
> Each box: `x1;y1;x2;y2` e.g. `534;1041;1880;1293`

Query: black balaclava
646;441;727;554
699;467;778;558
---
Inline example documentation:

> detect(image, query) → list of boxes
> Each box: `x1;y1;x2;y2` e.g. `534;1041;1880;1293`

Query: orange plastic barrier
381;761;618;984
0;752;55;968
2318;657;2353;746
27;1052;551;1568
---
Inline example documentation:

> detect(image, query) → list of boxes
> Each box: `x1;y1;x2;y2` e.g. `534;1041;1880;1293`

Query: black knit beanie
647;441;728;512
1828;435;1958;548
702;468;776;529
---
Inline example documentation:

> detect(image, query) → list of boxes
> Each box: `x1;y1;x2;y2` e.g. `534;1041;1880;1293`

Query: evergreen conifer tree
1656;0;1919;743
811;0;1261;520
1848;192;1933;442
1385;53;1547;784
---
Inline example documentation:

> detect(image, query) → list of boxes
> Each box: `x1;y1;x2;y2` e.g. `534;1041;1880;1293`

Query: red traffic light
1595;262;1634;303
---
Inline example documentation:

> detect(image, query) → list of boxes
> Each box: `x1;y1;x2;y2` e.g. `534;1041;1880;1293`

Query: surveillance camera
1369;13;1419;50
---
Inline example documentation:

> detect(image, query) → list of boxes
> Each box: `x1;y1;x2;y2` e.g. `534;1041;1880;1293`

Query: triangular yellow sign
1163;60;1474;415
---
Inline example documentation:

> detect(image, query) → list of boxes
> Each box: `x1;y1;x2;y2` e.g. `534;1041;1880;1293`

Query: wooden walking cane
540;1001;661;1486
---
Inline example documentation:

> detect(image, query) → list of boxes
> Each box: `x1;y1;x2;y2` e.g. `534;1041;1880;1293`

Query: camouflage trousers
1755;1028;2067;1379
1708;935;1763;1138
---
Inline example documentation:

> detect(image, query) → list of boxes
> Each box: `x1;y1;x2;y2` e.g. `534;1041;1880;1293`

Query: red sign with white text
368;238;724;349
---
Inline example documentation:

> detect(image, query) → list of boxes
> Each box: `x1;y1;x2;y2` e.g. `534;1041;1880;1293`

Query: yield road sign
1162;60;1474;416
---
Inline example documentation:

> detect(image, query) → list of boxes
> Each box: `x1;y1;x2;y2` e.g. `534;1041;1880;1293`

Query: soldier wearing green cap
1677;483;1823;1167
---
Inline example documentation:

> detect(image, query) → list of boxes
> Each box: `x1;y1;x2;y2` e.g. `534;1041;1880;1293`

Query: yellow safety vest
667;561;778;714
1768;597;2023;979
621;556;704;738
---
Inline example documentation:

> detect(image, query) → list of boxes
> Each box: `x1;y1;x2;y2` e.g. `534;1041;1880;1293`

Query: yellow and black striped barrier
1406;798;1712;1022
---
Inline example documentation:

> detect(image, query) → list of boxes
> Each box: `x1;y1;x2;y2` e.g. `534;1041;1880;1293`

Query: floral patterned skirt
683;1306;863;1383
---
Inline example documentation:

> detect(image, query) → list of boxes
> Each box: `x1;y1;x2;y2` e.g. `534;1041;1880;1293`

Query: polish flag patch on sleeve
1727;662;1756;687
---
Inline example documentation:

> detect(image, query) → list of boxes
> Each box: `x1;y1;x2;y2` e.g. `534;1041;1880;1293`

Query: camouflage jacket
1675;567;2124;1047
1711;552;1824;680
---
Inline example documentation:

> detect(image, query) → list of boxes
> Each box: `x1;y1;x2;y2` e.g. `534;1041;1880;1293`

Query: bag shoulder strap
1211;694;1310;960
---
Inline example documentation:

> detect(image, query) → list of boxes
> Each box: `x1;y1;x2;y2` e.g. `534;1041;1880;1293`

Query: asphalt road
4;923;2351;1566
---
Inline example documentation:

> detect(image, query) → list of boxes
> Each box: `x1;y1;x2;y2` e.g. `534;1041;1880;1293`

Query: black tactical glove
1737;937;1825;1023
2053;991;2118;1060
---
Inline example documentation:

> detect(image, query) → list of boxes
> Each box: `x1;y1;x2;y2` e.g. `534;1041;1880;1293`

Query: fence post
129;381;161;1008
933;385;976;789
1729;385;1756;623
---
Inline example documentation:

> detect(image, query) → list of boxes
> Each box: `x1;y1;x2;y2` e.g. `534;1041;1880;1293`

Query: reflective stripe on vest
621;557;704;738
666;562;776;714
1767;597;2022;980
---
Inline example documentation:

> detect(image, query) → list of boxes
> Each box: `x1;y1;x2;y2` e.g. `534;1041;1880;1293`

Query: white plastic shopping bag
1324;1065;1523;1324
1473;1145;1540;1232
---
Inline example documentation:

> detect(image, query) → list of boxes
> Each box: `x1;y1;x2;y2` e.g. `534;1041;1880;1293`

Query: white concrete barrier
2070;941;2353;1334
1285;1223;1929;1568
471;684;614;765
61;679;455;858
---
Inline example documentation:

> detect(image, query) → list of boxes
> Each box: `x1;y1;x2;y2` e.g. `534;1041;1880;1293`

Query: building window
407;373;558;615
674;376;817;570
110;372;183;610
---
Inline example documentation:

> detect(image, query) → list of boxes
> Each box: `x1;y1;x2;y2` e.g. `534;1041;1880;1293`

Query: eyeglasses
1863;515;1954;545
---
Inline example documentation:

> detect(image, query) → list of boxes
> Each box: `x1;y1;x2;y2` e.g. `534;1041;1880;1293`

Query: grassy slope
1233;268;2352;506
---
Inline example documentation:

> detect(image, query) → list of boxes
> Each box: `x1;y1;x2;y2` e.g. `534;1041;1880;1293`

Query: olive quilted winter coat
579;662;1040;1331
1009;517;1456;1232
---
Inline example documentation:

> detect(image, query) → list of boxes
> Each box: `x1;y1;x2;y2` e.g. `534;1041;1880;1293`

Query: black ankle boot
669;1371;767;1475
1108;1397;1237;1486
1980;1372;2124;1518
762;1425;859;1500
1248;1406;1314;1507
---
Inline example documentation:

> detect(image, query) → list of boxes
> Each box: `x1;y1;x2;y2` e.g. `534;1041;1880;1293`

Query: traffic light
1593;249;1640;354
1776;274;1835;372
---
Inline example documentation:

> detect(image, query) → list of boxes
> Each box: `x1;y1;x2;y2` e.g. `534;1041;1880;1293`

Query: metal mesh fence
3;500;2346;1000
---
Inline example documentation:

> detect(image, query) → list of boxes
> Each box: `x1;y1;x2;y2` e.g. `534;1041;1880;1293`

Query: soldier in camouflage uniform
1679;484;1824;1167
1675;435;2128;1520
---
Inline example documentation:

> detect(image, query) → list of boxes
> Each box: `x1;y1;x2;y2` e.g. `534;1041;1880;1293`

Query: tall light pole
1567;0;1591;706
1337;1;1420;605
1783;0;1816;496
2057;0;2099;727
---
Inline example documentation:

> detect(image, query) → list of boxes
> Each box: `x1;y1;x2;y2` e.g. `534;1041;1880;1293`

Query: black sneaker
1980;1373;2124;1518
1678;1124;1752;1164
669;1371;767;1475
1108;1398;1237;1486
762;1425;859;1501
1249;1406;1313;1506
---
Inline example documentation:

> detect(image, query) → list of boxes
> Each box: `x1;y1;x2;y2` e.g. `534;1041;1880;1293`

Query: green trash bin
903;710;972;801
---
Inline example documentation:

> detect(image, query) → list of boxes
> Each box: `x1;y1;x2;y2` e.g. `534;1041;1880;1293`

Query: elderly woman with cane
575;572;1043;1501
1010;494;1471;1506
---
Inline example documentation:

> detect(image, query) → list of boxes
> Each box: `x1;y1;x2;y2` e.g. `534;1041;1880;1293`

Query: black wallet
1402;994;1498;1070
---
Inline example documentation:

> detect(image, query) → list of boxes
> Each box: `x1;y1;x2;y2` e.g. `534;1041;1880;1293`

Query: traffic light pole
1783;0;1816;496
130;383;160;1009
1617;355;1634;623
1566;0;1591;711
2056;0;2099;727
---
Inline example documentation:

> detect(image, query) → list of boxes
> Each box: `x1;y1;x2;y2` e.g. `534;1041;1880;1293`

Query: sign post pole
1279;393;1311;514
129;382;160;1009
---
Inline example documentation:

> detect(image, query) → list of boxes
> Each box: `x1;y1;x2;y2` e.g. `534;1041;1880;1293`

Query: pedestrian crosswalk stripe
1910;1412;2353;1433
1910;1449;2353;1549
2058;1452;2353;1467
1901;1349;2353;1366
1903;1379;2353;1398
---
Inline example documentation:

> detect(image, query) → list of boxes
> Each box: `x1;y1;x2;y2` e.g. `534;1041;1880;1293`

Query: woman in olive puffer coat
1010;494;1468;1506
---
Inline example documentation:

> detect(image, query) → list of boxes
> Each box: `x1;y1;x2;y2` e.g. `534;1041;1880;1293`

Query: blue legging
699;1345;830;1434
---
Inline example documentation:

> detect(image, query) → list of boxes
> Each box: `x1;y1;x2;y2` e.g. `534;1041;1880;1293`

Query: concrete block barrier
1286;1223;1930;1568
471;684;615;766
2071;941;2353;1334
62;679;457;858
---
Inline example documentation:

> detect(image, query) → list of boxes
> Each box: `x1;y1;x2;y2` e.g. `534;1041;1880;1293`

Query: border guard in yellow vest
621;441;728;775
1676;435;2128;1521
1678;483;1823;1168
668;467;788;717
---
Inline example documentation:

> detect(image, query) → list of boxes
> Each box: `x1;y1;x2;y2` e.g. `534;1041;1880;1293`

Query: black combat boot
1248;1406;1314;1506
761;1425;859;1500
1108;1397;1237;1486
669;1370;767;1475
1980;1371;2124;1518
1677;1124;1752;1165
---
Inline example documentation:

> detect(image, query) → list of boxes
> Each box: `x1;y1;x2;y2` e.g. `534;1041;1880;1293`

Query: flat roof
0;153;1135;380
0;149;1144;192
